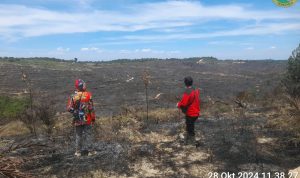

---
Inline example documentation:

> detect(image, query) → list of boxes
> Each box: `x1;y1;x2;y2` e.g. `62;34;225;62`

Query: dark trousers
75;124;93;152
185;116;198;137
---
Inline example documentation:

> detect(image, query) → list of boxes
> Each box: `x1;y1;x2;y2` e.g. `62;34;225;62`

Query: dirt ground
0;59;299;178
1;107;299;178
0;59;286;116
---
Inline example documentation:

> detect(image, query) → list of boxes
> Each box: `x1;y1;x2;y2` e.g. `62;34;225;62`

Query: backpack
71;92;88;122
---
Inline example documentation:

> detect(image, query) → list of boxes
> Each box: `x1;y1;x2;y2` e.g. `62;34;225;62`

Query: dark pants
185;116;198;137
75;124;93;152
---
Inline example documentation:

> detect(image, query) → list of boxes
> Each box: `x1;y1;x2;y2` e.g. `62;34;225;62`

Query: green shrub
282;44;300;110
0;96;28;119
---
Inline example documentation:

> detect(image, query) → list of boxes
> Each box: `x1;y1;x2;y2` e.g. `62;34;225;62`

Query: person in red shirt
177;76;200;144
67;79;96;156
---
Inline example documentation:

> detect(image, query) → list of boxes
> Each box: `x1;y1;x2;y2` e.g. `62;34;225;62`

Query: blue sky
0;0;299;60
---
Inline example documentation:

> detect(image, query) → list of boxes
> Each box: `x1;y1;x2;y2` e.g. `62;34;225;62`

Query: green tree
282;44;300;110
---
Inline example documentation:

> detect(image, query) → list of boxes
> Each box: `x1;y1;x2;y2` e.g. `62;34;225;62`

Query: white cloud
120;50;131;54
90;47;99;51
80;47;102;52
240;42;252;46
169;50;180;54
78;0;94;8
270;46;277;49
141;48;151;52
80;47;89;51
118;48;179;55
120;23;300;42
0;1;299;39
245;47;254;50
56;47;70;52
208;41;235;45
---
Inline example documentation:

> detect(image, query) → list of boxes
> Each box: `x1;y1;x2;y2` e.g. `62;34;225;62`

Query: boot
185;135;195;145
88;150;97;156
189;135;196;145
74;151;81;157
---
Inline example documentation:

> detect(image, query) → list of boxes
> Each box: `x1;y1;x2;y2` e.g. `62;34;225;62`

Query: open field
1;58;299;178
0;58;286;115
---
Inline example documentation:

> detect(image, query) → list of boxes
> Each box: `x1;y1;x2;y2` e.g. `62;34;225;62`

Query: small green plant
0;96;28;119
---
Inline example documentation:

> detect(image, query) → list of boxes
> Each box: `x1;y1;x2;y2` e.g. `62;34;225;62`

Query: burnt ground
1;108;300;178
1;59;299;178
0;59;286;116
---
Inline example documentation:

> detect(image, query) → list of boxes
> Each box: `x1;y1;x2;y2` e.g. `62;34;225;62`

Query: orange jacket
67;91;96;126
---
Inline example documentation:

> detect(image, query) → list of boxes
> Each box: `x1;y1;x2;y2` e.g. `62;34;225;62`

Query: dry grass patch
0;120;30;137
137;108;179;122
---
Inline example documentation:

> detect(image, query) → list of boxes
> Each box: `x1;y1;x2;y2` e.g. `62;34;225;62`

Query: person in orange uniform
177;76;200;144
67;79;96;156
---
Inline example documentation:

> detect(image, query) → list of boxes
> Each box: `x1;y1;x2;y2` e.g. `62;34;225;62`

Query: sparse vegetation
282;44;300;110
21;69;36;135
0;57;299;177
0;96;28;121
267;44;300;146
142;70;151;120
35;99;56;135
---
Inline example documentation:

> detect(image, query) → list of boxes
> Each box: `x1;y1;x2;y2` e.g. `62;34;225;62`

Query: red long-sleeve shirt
177;87;200;117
